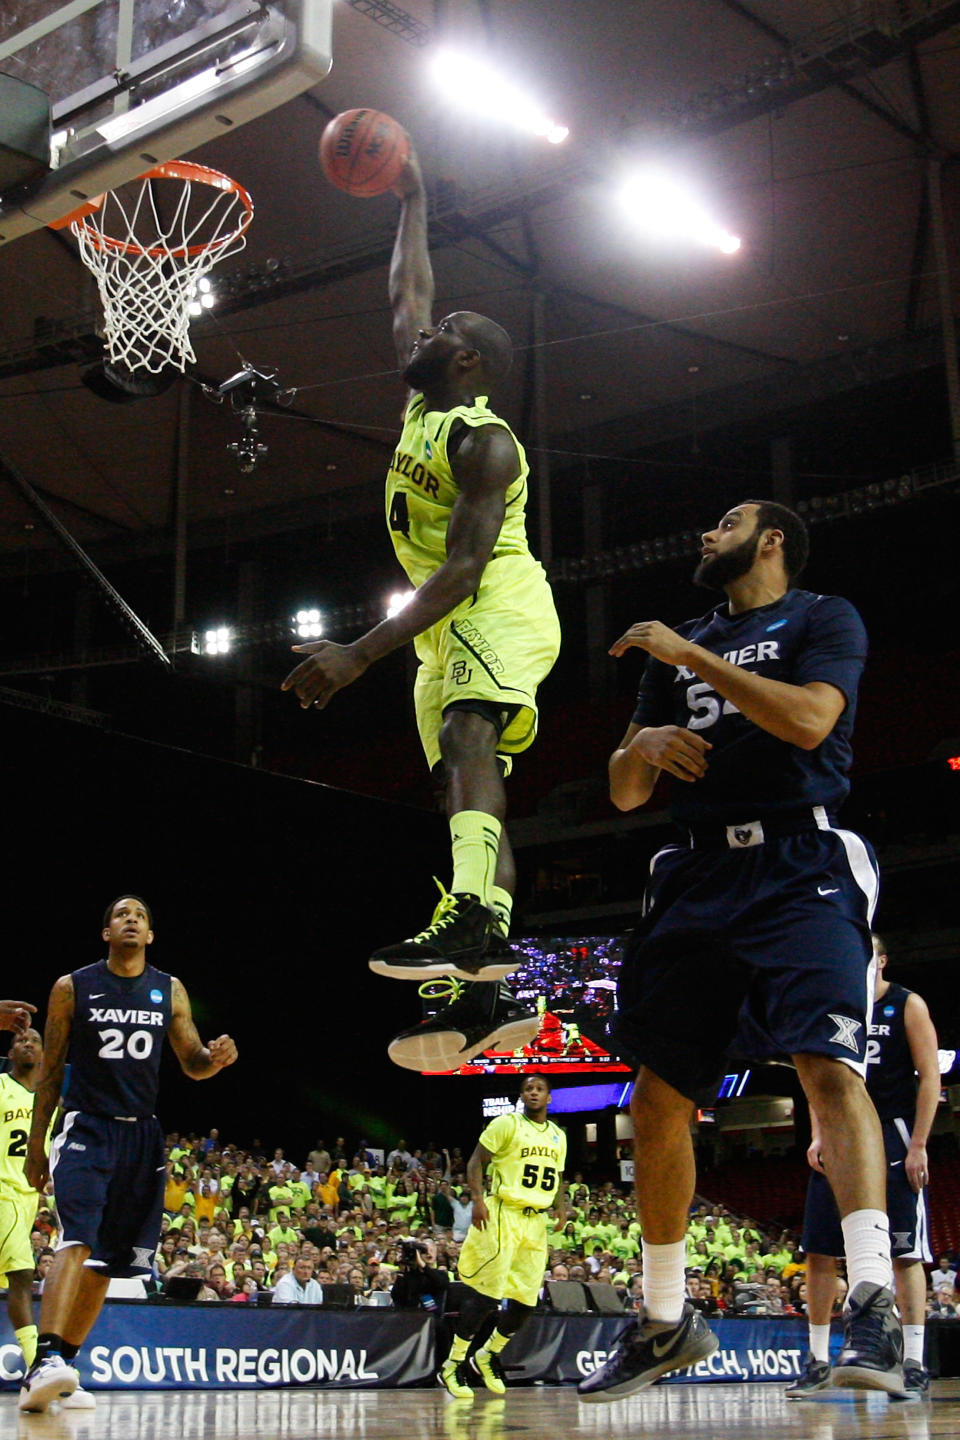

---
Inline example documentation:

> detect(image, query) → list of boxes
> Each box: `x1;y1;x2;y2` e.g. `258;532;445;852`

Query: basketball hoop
60;161;254;375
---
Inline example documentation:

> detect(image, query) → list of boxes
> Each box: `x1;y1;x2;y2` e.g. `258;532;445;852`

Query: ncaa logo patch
150;989;163;1003
828;1014;862;1053
883;1005;895;1016
765;619;788;631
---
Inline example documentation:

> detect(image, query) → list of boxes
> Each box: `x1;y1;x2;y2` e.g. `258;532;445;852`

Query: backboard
0;0;332;246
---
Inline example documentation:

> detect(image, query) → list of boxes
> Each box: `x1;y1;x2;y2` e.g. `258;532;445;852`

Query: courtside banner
0;1304;820;1390
509;1314;818;1386
0;1303;436;1391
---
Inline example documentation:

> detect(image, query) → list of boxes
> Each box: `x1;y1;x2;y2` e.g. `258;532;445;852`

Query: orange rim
66;160;253;258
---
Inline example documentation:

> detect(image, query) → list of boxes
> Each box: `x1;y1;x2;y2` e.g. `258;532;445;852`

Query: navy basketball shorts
802;1119;932;1261
612;814;879;1100
50;1112;166;1277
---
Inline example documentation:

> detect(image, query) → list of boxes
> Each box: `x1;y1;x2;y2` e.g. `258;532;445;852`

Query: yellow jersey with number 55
0;1073;42;1198
386;392;535;589
478;1110;566;1210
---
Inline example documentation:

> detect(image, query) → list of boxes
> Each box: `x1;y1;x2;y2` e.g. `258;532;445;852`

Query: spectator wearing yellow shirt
193;1178;218;1226
268;1215;299;1250
268;1178;294;1222
287;1171;312;1212
316;1172;340;1210
164;1163;191;1214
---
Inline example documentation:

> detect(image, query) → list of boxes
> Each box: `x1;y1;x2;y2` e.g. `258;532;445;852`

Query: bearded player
284;142;560;1068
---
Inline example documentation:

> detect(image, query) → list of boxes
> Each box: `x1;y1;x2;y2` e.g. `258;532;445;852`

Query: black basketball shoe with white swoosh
577;1304;718;1401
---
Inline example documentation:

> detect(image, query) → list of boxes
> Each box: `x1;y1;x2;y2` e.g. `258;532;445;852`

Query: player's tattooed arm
466;1142;493;1231
389;145;433;369
609;720;711;810
168;977;238;1080
25;975;74;1193
282;424;516;709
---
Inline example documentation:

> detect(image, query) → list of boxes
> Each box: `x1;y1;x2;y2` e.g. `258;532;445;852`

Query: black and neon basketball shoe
369;882;519;982
387;980;539;1071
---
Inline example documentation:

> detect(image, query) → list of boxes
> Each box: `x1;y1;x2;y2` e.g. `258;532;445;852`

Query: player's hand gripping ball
319;109;410;197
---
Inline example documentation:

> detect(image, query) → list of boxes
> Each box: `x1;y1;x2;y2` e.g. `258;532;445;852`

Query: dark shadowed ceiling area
2;2;960;551
0;0;959;779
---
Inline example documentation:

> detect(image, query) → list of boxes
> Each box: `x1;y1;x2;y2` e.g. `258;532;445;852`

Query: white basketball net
72;169;252;374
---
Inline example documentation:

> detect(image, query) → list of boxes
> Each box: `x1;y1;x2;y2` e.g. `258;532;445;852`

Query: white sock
641;1240;686;1324
808;1323;831;1363
841;1209;893;1293
903;1323;926;1365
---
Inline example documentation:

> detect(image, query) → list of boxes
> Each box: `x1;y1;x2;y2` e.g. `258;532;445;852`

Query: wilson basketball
319;109;409;198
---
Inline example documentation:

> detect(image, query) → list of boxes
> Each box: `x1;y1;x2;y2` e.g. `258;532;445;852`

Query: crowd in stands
19;1128;960;1319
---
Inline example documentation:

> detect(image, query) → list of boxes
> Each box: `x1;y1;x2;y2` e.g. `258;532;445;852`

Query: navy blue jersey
631;589;867;824
867;982;917;1124
63;960;173;1119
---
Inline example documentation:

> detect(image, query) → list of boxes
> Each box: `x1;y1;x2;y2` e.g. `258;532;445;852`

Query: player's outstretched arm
388;147;433;370
26;975;73;1194
466;1142;492;1231
168;977;238;1080
282;424;517;710
904;992;940;1192
0;999;35;1032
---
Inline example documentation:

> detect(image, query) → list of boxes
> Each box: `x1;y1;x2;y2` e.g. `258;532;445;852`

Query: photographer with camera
390;1238;449;1313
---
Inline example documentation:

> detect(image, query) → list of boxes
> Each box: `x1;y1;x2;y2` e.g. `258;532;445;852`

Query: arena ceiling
1;0;960;588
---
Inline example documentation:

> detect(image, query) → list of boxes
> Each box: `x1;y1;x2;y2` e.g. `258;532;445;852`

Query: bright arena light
386;590;415;619
204;626;232;655
429;48;569;144
294;608;323;639
618;170;741;254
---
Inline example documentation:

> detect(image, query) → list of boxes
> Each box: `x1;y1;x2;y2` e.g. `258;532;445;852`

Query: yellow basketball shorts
0;1191;39;1275
413;556;561;775
456;1195;550;1307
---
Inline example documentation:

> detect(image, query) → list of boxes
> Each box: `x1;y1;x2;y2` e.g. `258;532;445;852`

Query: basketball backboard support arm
0;1;333;246
2;451;172;667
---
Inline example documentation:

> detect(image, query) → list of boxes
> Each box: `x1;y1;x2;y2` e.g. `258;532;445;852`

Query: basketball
319;109;410;198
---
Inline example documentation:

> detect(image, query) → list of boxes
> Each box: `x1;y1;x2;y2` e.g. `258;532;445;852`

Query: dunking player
438;1075;566;1399
0;1028;49;1379
20;896;237;1413
788;932;939;1399
283;143;560;1068
579;501;904;1401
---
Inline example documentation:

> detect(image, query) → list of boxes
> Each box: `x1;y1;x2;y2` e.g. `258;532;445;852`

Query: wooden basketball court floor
2;1381;959;1440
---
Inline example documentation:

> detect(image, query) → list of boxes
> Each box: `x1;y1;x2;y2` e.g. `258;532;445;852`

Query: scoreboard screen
422;934;632;1076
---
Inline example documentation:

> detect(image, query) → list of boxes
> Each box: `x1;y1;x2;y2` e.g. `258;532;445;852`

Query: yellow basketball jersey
479;1110;566;1210
0;1073;39;1198
385;393;534;589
